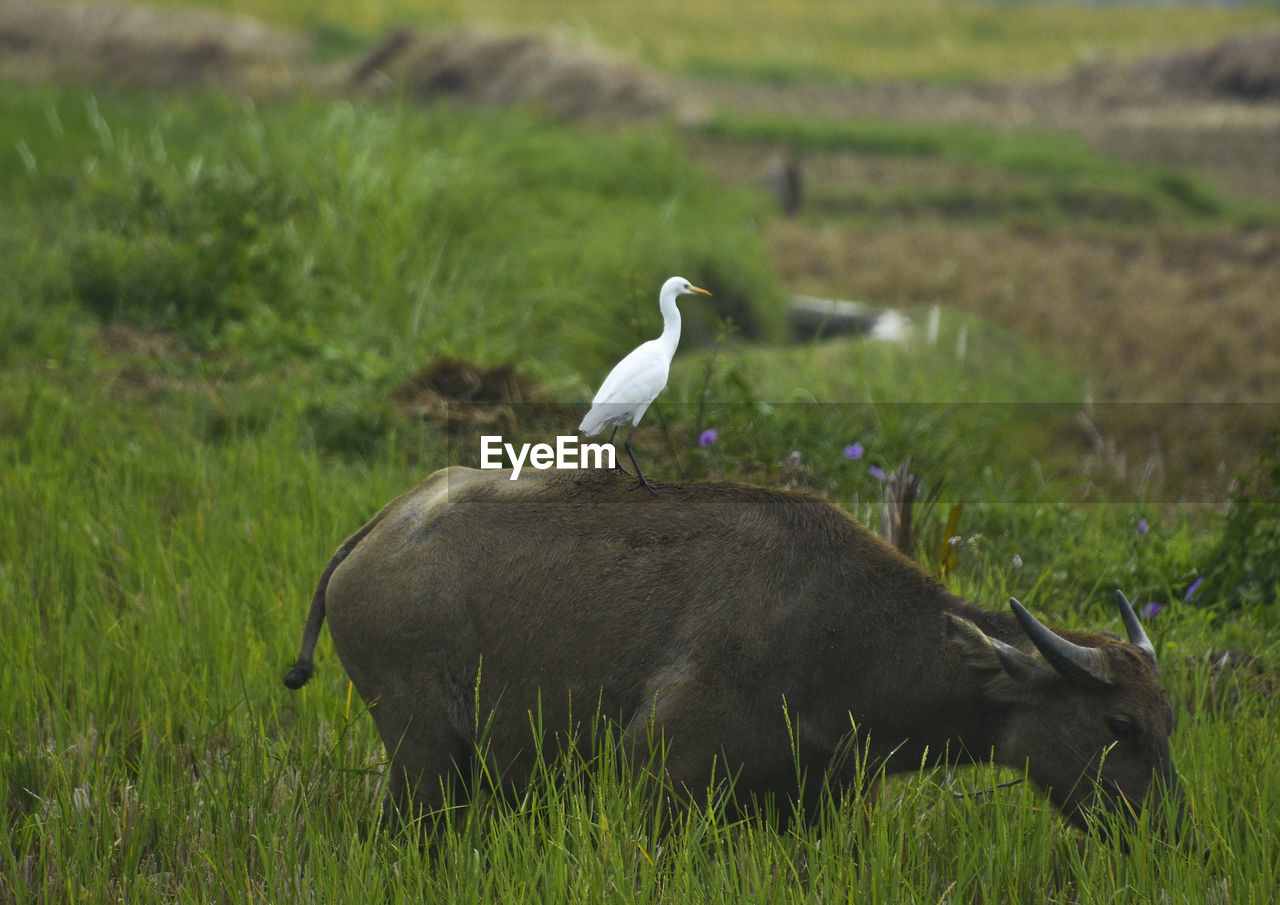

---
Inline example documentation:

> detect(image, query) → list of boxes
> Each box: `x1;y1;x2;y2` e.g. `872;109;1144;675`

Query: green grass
2;385;1276;900
3;77;1279;904
2;85;786;381
136;0;1280;83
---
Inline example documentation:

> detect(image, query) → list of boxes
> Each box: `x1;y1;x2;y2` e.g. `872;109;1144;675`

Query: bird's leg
625;437;658;496
623;425;672;495
605;426;632;476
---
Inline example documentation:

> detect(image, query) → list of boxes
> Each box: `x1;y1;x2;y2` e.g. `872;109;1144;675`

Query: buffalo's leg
366;691;472;829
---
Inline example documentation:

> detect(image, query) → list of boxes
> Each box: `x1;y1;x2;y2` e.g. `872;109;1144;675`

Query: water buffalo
285;467;1183;836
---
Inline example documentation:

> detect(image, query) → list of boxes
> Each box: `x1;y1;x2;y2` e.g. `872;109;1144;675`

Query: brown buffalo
285;467;1183;836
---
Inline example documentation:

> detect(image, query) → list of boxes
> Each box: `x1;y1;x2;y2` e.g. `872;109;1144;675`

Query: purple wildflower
844;442;865;460
1184;578;1204;602
698;428;718;448
1136;519;1149;537
1140;602;1161;620
868;465;886;482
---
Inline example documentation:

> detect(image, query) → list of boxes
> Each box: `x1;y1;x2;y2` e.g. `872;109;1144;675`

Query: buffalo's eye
1106;716;1134;741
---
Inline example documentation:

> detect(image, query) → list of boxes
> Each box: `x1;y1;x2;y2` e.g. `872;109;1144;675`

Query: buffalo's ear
944;613;1052;702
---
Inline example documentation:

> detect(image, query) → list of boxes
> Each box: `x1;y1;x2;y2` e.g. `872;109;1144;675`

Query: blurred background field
2;0;1279;901
100;0;1280;82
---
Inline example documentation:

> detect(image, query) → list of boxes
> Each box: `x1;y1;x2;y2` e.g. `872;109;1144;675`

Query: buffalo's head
948;591;1185;840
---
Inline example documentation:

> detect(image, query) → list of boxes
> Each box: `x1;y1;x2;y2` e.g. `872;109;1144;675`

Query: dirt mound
395;355;585;441
0;0;306;92
345;26;674;121
1073;30;1280;102
395;355;538;435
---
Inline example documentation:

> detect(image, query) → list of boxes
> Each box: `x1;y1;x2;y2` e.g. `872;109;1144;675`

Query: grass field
4;1;1280;901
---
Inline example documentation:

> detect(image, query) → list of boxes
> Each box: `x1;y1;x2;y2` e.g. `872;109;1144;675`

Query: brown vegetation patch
395;354;546;436
344;26;673;121
91;324;186;398
768;220;1280;406
0;0;306;93
1073;30;1280;103
94;323;179;359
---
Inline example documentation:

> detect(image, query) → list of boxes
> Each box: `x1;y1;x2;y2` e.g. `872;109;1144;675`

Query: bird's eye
1106;717;1134;740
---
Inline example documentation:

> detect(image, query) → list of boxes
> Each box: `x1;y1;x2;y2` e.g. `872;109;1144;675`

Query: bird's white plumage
578;339;669;435
579;276;710;437
579;276;711;492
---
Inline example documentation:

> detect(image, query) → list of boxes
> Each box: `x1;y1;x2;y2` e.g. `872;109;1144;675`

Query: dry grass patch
765;219;1280;497
767;220;1280;404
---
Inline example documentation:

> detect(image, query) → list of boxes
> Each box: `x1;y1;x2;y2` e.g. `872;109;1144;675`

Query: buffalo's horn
1115;589;1157;665
1009;597;1112;689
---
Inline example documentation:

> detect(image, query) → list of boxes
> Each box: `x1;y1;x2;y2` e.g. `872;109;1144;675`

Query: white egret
579;276;712;494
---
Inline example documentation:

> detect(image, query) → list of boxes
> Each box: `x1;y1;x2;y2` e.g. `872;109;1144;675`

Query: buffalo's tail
283;507;390;689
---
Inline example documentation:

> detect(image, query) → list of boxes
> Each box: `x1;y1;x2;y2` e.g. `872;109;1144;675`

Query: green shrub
69;169;310;346
1202;436;1280;609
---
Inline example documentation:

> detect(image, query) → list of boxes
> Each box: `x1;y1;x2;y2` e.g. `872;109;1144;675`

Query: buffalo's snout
1157;772;1201;855
1102;765;1192;852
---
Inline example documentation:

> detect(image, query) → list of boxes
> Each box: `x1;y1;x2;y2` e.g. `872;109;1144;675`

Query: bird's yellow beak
690;285;712;297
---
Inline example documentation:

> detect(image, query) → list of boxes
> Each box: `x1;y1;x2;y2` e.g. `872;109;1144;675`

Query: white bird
579;275;712;494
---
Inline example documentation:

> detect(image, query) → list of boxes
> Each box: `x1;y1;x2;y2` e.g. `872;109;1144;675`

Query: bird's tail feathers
579;403;630;436
578;411;609;436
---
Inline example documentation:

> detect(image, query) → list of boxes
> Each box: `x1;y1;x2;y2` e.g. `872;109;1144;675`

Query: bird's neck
658;294;682;356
